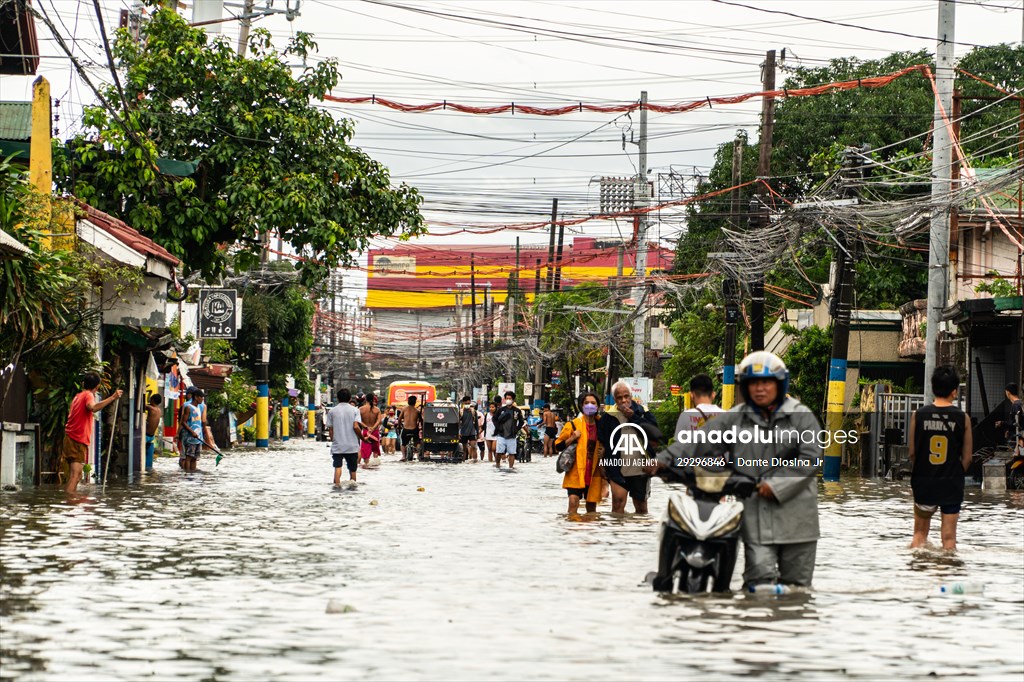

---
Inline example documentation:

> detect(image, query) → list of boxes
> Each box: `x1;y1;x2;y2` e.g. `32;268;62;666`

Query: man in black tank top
908;366;973;550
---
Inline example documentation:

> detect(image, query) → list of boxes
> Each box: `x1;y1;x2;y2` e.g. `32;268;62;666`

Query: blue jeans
146;435;156;470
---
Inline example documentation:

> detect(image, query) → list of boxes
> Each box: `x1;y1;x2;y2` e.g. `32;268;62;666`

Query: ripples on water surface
2;441;1022;680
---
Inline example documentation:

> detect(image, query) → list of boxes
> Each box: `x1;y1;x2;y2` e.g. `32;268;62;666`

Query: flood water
2;439;1023;681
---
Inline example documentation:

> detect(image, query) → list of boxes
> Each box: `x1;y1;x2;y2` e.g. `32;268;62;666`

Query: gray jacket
659;397;822;545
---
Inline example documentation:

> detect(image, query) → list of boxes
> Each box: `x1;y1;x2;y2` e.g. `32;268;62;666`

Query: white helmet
736;351;789;404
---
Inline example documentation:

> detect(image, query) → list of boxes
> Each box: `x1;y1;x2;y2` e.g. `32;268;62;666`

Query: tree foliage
58;8;424;285
662;293;729;392
672;44;1022;330
781;324;832;419
0;158;110;451
232;268;315;395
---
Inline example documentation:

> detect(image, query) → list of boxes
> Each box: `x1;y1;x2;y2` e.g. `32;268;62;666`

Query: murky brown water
2;439;1023;680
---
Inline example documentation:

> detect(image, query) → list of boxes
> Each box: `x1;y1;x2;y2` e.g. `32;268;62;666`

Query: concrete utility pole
546;198;558;291
507;237;520;339
631;90;650;377
822;150;863;482
533;256;543;405
731;132;744;227
470;254;478;351
554;218;565;291
722;278;740;410
237;0;255;57
924;0;956;403
751;49;776;352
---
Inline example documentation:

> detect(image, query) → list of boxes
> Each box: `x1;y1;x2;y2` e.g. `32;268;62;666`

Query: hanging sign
198;289;238;339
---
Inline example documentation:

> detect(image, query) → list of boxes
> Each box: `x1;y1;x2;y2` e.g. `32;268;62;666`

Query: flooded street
2;439;1023;681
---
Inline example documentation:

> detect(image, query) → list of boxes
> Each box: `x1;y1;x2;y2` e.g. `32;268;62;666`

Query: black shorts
545;427;557;438
567;486;589;498
400;429;420;446
332;452;358;472
460;434;477;445
619;474;652;501
914;501;962;516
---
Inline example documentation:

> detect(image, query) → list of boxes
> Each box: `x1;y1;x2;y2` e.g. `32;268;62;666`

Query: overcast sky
4;0;1022;292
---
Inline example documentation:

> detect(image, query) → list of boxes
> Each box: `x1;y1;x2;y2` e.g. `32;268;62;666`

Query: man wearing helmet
656;351;822;589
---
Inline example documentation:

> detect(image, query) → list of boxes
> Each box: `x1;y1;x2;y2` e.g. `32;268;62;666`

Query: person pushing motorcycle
656;351;822;590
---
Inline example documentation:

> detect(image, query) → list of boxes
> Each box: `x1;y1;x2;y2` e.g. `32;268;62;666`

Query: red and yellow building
365;237;675;309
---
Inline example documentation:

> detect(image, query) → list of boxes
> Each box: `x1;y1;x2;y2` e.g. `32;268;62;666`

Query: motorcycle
651;464;757;594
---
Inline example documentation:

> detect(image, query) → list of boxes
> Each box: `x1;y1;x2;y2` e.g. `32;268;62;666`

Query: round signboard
394;389;407;403
201;290;234;324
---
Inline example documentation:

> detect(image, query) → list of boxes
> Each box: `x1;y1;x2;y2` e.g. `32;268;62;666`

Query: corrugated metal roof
0;102;32;141
0;228;31;258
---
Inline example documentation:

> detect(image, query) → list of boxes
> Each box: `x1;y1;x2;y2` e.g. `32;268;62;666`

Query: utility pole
533;257;544;406
455;291;463;354
237;0;255;57
822;149;864;481
750;49;776;352
546;198;558;291
731;132;744;227
924;0;956;403
554;219;565;291
470;254;478;352
416;314;423;379
757;49;777;183
507;237;520;340
631;90;650;377
722;278;740;410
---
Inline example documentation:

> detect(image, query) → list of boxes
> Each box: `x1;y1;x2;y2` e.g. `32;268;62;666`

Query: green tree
781;324;832;419
232;267;315;395
58;7;423;285
0;158;118;456
661;292;732;391
674;44;1022;312
537;284;621;391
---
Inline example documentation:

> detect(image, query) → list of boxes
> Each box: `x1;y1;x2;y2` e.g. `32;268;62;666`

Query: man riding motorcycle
656;351;822;589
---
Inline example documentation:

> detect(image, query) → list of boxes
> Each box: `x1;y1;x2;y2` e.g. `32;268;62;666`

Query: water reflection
1;442;1022;681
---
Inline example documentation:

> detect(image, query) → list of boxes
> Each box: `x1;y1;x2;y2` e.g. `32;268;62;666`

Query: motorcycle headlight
715;512;742;536
667;498;695;536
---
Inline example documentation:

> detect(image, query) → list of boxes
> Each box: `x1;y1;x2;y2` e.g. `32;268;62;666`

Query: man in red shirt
62;372;122;493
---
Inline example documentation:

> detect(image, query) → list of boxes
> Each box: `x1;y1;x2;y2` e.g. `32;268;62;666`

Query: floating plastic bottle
748;584;791;595
938;581;984;595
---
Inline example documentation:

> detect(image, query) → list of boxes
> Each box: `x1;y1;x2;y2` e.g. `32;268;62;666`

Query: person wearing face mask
493;391;526;469
656;351;822;590
554;392;607;514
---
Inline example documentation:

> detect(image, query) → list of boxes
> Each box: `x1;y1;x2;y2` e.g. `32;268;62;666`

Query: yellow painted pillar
29;76;53;247
281;396;289;442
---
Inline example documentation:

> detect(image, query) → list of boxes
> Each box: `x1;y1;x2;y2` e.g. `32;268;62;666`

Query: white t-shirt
328;403;361;454
484;412;496;439
675;404;726;437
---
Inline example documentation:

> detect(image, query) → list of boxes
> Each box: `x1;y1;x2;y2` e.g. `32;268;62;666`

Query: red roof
76;200;180;267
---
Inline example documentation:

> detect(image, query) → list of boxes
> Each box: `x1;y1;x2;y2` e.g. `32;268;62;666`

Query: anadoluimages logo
610;423;648;459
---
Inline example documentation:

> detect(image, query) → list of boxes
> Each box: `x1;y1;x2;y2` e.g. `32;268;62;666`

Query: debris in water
417;487;425;492
326;600;356;614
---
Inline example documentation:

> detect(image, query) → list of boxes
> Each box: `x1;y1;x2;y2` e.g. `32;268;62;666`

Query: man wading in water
61;373;122;493
542;404;557;457
399;395;422;461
